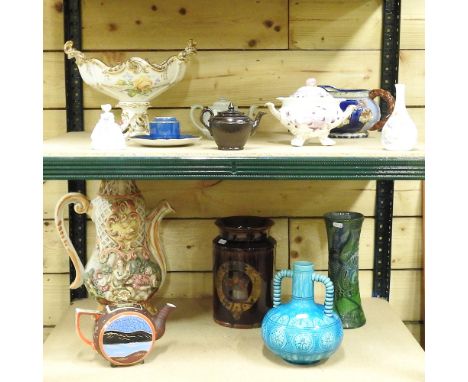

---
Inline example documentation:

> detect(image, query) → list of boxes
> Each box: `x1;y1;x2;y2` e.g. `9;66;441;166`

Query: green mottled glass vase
324;212;366;329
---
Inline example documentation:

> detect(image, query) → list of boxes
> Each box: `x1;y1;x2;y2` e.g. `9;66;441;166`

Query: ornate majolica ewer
64;40;197;137
55;180;173;306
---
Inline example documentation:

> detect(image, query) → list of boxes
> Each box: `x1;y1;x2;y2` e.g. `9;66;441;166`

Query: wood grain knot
179;7;187;15
248;39;257;47
294;236;303;244
108;23;118;32
274;25;281;32
54;1;63;13
290;250;299;259
263;20;273;28
151;5;158;11
135;20;142;25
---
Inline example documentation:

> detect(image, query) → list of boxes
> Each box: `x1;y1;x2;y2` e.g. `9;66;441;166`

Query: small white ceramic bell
91;104;126;150
381;84;417;151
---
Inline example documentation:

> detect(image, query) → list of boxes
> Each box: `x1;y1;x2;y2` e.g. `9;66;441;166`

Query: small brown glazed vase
200;103;265;150
75;303;175;367
213;216;275;328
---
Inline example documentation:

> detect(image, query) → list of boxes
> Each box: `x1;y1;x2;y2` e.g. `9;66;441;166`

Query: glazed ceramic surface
91;104;126;150
55;180;173;305
149;117;180;139
324;211;366;329
265;78;357;146
129;135;201;147
200;103;265;150
319;86;395;138
64;40;197;137
262;261;343;365
381;84;418;151
213;216;275;328
190;98;259;139
75;303;175;366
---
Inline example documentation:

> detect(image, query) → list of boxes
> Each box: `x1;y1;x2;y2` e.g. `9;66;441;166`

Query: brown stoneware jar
213;216;276;328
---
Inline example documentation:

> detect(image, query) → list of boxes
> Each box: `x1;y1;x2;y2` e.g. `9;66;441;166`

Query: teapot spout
146;200;175;285
265;102;281;121
153;303;176;340
331;104;358;129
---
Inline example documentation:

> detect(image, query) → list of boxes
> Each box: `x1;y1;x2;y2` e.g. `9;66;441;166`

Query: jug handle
190;105;212;139
54;192;91;289
312;273;335;317
272;269;293;307
368;89;395;131
75;308;102;348
248;105;259;119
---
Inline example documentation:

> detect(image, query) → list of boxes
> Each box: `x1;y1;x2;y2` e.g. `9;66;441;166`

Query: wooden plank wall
43;0;425;345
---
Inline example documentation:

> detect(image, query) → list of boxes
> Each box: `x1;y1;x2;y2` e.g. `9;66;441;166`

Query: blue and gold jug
261;261;343;365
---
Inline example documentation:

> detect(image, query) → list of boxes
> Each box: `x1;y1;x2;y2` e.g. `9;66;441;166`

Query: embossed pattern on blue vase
261;261;343;365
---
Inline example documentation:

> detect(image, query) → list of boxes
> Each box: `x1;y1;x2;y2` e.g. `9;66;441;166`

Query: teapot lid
290;78;331;99
215;103;250;121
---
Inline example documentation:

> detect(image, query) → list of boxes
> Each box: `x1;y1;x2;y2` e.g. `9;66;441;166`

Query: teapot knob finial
306;78;317;87
228;102;235;111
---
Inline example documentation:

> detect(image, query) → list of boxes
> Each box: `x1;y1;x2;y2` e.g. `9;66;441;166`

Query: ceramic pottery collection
319;86;395;138
55;180;173;305
262;261;343;364
75;303;175;366
213;216;275;328
57;37;412;369
324;211;366;329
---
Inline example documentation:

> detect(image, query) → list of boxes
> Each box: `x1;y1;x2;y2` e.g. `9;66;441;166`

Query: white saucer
129;134;202;147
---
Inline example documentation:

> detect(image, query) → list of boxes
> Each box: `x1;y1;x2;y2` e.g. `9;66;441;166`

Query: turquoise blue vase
261;261;343;365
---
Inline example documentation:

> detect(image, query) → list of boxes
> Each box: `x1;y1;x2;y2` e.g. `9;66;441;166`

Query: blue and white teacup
149;117;180;139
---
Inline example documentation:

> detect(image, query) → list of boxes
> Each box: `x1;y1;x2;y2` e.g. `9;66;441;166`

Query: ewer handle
190;105;212;139
312;273;335;317
272;270;293;307
54;192;91;289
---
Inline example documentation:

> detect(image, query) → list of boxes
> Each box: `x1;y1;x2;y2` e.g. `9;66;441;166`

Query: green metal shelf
43;155;424;180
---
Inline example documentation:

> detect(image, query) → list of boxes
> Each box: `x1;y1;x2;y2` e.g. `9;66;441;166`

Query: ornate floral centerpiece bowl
64;40;197;137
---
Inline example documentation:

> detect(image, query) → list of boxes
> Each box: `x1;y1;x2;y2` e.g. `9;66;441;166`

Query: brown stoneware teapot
200;103;265;150
75;302;176;366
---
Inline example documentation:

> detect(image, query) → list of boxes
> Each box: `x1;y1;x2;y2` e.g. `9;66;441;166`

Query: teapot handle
200;107;215;135
75;308;102;348
368;89;395;131
54;192;91;289
272;269;293;307
312;273;335;317
248;105;259;119
190;105;212;139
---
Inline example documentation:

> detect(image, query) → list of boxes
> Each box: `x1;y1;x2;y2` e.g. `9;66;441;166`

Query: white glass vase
381;84;418;151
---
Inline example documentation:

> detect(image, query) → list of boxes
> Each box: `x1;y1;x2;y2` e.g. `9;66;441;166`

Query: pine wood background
43;0;425;346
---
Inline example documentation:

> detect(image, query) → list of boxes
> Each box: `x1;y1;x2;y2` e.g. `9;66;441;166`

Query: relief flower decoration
114;75;155;97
